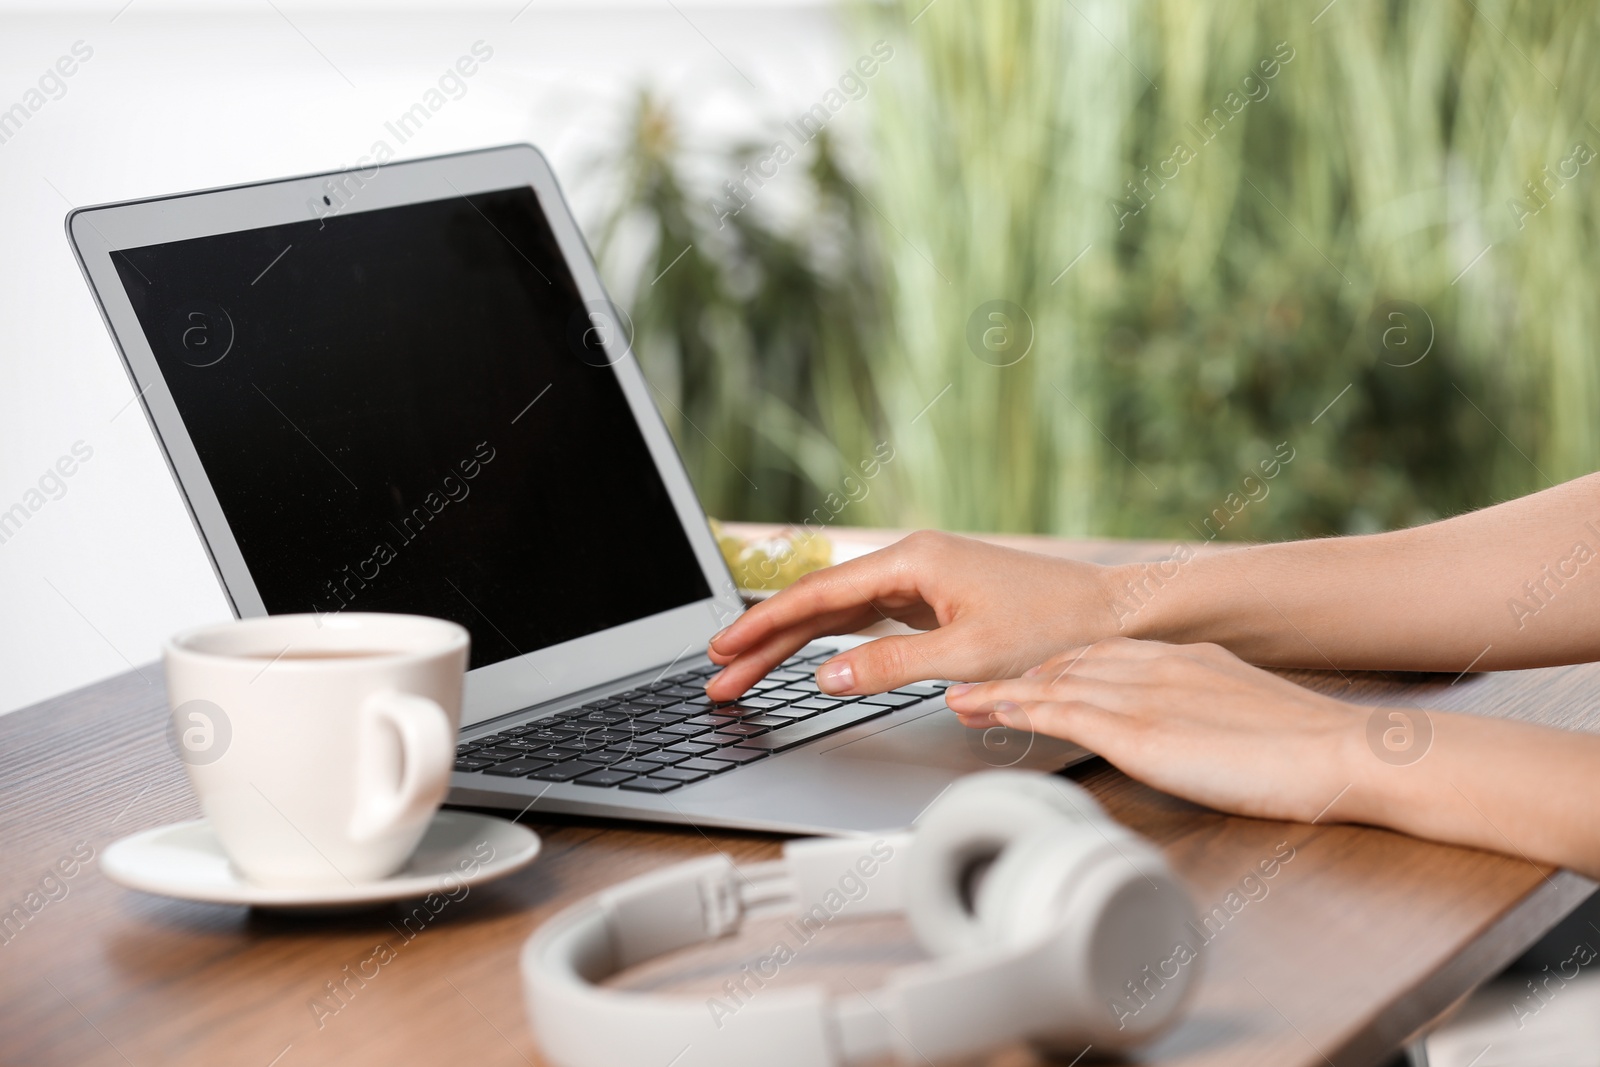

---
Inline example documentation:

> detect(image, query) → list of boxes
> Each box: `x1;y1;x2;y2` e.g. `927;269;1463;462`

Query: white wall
0;0;848;714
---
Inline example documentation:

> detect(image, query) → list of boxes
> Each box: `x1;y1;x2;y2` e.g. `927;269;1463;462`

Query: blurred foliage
591;0;1600;542
590;91;886;524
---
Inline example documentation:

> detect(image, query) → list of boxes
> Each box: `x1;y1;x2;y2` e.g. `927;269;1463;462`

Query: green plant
591;0;1600;542
589;90;886;524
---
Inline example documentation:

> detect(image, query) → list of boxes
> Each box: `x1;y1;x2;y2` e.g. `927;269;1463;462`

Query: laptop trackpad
821;707;1091;772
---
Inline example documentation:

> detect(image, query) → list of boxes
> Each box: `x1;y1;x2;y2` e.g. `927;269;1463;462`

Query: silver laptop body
67;144;1085;835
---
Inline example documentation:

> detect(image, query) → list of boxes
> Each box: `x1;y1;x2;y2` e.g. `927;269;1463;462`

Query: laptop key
611;759;664;774
719;705;774;719
578;728;636;744
663;741;716;757
630;694;682;707
858;692;923;709
575;769;637;788
686;714;738;728
639;749;692;765
619;777;685;794
575;711;630;725
701;731;753;747
657;686;704;698
602;719;654;734
675;758;735;775
453;758;493;772
582;749;634;765
634;711;690;726
791;697;843;712
650;766;710;784
764;688;812;703
660;723;710;737
474;747;526;763
633;731;684;747
729;696;785;711
554;735;610;752
515;726;579;742
527;761;600;782
604;740;661;756
482;757;555;777
740;714;797;729
716;722;768;737
733;705;892;754
700;746;769;765
894;683;945;697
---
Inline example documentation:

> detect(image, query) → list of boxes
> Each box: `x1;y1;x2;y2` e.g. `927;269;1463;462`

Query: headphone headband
522;774;1198;1067
523;835;1062;1067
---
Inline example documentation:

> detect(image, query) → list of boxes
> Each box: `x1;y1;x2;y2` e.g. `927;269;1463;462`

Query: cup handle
349;690;454;844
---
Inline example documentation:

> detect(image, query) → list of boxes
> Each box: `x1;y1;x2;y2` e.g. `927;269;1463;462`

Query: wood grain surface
1;527;1594;1067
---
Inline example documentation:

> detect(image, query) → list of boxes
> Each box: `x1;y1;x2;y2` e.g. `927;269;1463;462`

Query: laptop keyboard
453;646;952;794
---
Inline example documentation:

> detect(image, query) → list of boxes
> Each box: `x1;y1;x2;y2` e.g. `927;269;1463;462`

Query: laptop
65;144;1086;835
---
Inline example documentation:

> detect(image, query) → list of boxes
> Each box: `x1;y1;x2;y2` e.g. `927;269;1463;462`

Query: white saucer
102;810;540;910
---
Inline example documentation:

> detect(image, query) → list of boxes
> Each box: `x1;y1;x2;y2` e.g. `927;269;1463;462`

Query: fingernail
710;626;730;647
705;670;724;690
816;660;854;694
992;701;1022;729
946;683;974;699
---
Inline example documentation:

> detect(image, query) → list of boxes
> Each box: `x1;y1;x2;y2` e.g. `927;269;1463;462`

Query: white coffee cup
163;612;470;887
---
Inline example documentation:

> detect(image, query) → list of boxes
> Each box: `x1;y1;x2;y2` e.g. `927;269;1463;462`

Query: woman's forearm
1118;473;1600;672
1342;711;1600;880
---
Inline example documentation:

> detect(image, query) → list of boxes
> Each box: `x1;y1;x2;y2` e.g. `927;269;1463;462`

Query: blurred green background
591;0;1600;543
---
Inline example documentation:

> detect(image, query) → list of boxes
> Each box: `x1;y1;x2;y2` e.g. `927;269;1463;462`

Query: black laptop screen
111;186;711;669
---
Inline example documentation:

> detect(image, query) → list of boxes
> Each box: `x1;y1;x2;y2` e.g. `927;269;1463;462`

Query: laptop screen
110;186;711;670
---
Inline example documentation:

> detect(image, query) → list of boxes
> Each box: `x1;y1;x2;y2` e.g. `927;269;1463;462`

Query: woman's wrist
1099;550;1233;646
1332;708;1600;878
1334;702;1423;829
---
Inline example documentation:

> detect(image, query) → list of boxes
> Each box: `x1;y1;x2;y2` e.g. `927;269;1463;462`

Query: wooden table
2;526;1595;1067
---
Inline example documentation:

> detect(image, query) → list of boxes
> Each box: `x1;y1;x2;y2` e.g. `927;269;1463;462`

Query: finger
707;600;877;669
703;604;875;701
813;628;968;696
707;544;919;659
946;670;1141;714
993;698;1132;756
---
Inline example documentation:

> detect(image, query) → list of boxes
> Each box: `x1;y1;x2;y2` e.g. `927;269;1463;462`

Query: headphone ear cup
972;826;1096;947
976;827;1200;1048
904;771;1107;957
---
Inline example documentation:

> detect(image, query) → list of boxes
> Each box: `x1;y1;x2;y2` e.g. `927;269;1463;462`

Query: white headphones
521;771;1198;1067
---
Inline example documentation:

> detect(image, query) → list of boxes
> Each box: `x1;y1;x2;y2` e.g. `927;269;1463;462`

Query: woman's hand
704;531;1124;703
944;637;1366;824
